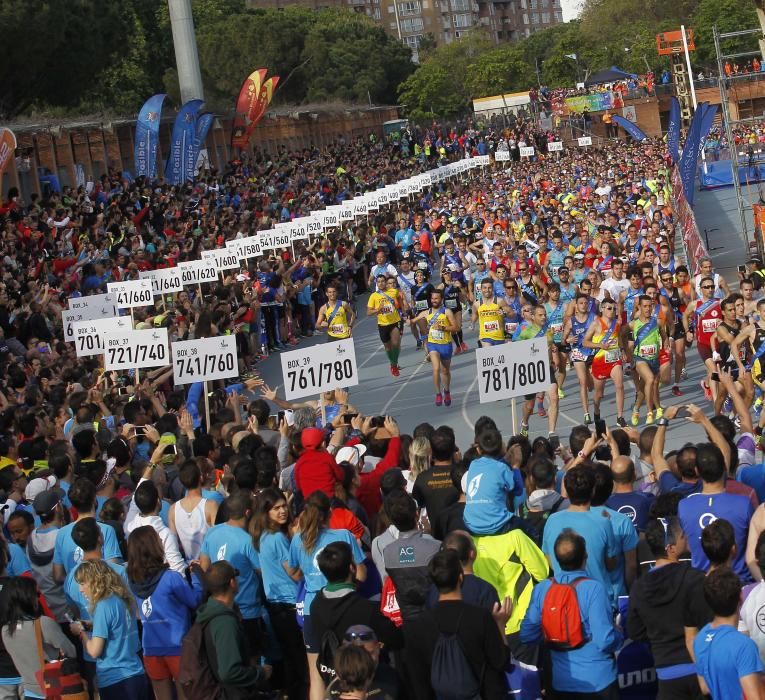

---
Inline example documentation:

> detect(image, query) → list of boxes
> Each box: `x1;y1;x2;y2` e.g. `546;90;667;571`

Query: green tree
691;0;759;66
465;46;535;98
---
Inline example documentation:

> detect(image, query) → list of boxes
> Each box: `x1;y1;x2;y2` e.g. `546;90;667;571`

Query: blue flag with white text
612;115;647;142
134;94;166;179
667;97;680;164
165;99;204;185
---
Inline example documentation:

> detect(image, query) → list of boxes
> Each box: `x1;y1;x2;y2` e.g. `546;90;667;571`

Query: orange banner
0;128;17;184
244;76;280;143
231;68;267;149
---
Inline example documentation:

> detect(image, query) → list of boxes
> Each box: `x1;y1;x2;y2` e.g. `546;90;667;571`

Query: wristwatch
656;418;669;427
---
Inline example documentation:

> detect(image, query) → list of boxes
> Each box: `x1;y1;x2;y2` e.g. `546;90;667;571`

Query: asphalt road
254;299;727;452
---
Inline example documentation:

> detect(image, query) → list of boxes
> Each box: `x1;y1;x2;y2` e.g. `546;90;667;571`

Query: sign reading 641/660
475;337;553;403
280;337;359;400
171;336;239;385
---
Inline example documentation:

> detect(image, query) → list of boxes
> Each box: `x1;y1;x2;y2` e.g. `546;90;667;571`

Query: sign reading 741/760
171;336;239;385
475;337;553;403
280;337;359;400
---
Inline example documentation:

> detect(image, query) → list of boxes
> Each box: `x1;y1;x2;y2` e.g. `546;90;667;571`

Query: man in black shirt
413;426;459;524
431;463;466;540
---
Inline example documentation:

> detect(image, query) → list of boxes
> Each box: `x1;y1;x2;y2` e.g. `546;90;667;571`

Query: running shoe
722;396;733;414
558;388;565;399
671;385;683;397
700;379;712;402
443;390;452;406
631;410;640;427
645;411;654;425
656;407;664;420
537;401;547;418
390;365;400;377
616;416;627;428
584;412;592;425
520;423;529;437
454;345;462;355
681;367;688;381
416;340;423;350
435;393;443;406
460;342;469;353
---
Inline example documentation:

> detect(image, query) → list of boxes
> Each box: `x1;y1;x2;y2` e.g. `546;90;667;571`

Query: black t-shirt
412;466;459;525
431;501;465;541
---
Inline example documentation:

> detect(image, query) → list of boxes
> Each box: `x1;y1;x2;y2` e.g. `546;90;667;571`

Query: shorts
378;322;400;344
659;348;671;366
553;342;570;354
672;322;685;341
635;357;660;374
427;342;453;360
591;353;622;381
144;655;181;681
697;343;713;363
479;337;505;347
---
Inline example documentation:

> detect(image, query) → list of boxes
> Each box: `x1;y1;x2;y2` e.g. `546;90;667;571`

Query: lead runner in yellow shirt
367;274;406;377
411;288;459;406
471;277;511;347
316;283;356;341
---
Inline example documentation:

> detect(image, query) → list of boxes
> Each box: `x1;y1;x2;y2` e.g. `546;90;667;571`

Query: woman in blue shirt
127;526;203;700
70;560;148;700
252;487;307;700
286;491;366;700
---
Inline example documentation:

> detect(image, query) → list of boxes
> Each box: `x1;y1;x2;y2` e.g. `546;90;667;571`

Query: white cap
335;445;368;469
24;476;56;502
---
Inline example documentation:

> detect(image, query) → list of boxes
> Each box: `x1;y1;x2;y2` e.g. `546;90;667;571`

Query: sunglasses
518;267;528;271
344;630;376;643
701;285;714;290
601;305;615;311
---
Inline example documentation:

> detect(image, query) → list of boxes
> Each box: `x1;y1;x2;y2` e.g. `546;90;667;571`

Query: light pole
168;0;205;103
565;53;580;83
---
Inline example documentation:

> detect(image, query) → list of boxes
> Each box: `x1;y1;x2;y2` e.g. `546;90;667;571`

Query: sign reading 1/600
475;337;553;403
280;337;359;400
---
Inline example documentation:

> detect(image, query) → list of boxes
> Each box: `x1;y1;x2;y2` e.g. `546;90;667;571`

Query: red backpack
540;578;588;650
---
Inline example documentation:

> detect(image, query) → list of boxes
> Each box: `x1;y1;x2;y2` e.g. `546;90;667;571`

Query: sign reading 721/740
103;328;170;370
280;337;359;400
171;336;239;385
475;337;553;403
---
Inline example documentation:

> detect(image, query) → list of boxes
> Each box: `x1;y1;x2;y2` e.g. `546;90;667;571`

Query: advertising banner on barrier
671;165;708;273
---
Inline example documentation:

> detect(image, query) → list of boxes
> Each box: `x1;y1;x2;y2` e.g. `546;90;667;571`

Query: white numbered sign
62;293;118;340
281;337;359;400
178;260;217;285
519;146;535;158
578;136;592;147
475;338;553;403
548;141;564;152
141;268;182;296
107;280;153;309
72;317;127;357
103;328;170;370
172;336;239;385
494;150;510;161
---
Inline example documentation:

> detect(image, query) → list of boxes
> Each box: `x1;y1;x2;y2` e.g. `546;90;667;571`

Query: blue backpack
430;611;483;700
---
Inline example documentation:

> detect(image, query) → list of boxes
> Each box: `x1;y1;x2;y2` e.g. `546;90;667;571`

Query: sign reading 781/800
171;336;239;385
475;337;553;403
280;337;359;400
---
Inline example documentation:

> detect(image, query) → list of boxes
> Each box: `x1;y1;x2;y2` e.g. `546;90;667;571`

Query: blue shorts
635;357;660;374
480;338;505;346
427;342;453;360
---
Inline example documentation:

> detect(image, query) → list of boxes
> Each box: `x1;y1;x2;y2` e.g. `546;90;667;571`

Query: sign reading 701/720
475;337;554;403
280;337;359;400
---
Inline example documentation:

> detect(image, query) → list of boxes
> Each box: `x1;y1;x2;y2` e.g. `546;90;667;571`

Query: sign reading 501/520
280;337;359;400
475;337;553;403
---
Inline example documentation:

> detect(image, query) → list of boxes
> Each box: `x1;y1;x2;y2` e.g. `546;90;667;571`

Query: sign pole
510;399;517;436
203;381;211;431
320;393;327;429
130;308;140;386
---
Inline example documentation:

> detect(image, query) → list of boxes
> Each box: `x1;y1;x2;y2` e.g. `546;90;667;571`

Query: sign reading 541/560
280;337;359;400
103;328;169;370
475;337;553;403
172;336;239;385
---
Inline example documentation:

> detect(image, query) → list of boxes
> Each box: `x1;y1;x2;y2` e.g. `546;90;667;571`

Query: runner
658;268;690;396
544;284;568;399
563;293;596;424
412;289;459;406
684;276;722;402
730;297;765;419
395;255;419;347
713;295;754;415
628;294;669;425
367;274;406;377
440;270;468;354
582;298;627;426
316;283;355;342
471;278;511;348
410;267;435;351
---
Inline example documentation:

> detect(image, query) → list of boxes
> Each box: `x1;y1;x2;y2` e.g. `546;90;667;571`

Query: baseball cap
33;490;61;516
301;427;325;450
335;444;368;468
25;476;56;502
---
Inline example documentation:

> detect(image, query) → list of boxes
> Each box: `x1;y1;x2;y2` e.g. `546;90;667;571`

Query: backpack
316;628;341;685
540;578;589;651
519;496;564;546
430;611;482;700
178;614;233;700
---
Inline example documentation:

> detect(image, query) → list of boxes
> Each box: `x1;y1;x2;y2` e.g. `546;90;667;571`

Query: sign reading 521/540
103;328;169;370
475;337;553;403
172;336;239;385
280;337;359;400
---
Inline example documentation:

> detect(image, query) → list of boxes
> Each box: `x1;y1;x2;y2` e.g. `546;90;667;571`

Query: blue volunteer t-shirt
53;521;122;574
737;463;765;504
678;492;754;580
591;505;639;600
463;456;519;535
694;624;763;699
91;595;143;688
288;529;365;613
259;531;298;604
542;510;618;596
605;492;653;532
201;523;264;619
7;543;31;576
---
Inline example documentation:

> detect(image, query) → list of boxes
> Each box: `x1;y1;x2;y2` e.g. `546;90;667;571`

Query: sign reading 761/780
280;337;359;400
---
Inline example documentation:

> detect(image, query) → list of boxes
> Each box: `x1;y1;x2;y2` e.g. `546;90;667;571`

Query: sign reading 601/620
171;336;239;385
280;337;359;400
475;337;553;403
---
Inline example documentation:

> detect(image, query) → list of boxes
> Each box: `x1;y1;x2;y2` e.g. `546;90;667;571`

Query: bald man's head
611;456;635;485
554;529;587;571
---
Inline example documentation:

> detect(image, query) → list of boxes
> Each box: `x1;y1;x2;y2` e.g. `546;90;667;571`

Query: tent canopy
584;66;638;86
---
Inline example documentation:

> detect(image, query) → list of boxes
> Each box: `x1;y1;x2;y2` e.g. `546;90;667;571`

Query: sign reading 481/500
280;337;359;400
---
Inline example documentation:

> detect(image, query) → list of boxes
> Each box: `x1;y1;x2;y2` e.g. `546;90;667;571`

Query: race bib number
380;303;394;315
329;324;347;336
639;344;657;358
605;348;622;363
550;322;563;336
504;321;517;335
571;348;587;362
445;298;458;309
482;321;500;333
417;261;429;270
701;318;720;333
415;300;429;312
430;330;445;341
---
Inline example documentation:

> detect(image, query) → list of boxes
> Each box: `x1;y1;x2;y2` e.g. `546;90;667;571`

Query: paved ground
250;185;754;451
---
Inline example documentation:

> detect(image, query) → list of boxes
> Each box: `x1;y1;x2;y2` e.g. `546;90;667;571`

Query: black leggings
266;602;309;700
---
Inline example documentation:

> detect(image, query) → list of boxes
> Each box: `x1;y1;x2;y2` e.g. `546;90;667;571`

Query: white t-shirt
738;580;765;663
601;276;630;302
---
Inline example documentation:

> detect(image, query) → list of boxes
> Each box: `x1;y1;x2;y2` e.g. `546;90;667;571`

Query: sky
560;0;581;22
